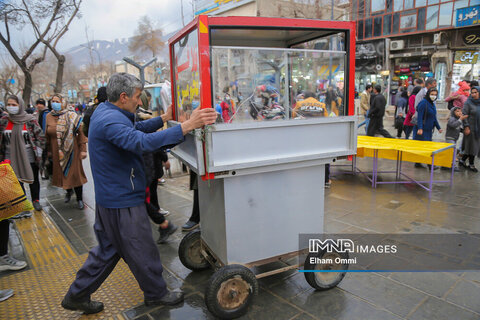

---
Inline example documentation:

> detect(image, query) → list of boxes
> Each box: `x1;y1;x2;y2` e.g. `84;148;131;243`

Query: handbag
0;160;34;221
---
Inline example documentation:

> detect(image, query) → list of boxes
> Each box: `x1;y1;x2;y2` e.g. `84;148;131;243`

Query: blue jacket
413;98;441;141
89;101;184;208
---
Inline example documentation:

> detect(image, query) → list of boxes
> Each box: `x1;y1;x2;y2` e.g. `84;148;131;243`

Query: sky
1;0;195;55
58;0;194;50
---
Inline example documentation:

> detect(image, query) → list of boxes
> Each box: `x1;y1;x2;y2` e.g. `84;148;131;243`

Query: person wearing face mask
413;88;443;168
0;95;46;215
45;94;88;210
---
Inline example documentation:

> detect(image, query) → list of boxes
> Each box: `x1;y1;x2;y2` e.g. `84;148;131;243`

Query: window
454;0;468;10
394;0;403;11
416;0;426;6
374;16;382;36
438;2;453;27
365;18;373;38
372;0;385;12
470;0;480;5
359;0;365;19
401;14;417;29
426;5;439;29
358;20;364;39
404;0;414;9
418;7;426;30
386;0;393;12
428;0;439;4
393;13;401;33
383;14;392;35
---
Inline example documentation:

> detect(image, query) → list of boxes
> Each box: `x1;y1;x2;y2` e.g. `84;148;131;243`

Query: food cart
168;15;357;319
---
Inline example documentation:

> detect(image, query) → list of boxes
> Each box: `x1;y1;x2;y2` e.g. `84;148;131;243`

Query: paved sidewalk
3;116;480;319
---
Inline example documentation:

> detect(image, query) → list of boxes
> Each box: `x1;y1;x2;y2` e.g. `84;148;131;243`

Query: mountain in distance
64;32;174;68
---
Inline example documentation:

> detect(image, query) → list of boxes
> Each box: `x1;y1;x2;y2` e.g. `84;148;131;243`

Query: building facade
352;0;480;102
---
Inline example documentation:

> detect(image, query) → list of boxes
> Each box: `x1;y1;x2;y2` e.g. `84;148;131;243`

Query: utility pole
123;57;157;85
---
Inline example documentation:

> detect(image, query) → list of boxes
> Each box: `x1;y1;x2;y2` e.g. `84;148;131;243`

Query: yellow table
351;136;456;197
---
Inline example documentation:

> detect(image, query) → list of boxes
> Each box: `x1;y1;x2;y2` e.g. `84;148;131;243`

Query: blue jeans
357;111;370;134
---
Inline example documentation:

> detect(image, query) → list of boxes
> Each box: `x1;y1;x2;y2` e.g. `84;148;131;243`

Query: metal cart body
169;15;357;319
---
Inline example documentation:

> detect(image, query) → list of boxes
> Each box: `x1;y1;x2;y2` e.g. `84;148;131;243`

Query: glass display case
211;46;346;123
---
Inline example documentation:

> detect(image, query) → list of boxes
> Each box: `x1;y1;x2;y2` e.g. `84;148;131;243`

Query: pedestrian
136;91;176;242
414;78;437;109
404;86;422;139
445;81;470;110
459;86;480;172
413;87;443;168
394;89;408;138
367;85;393;138
46;94;88;210
0;219;28;271
182;171;200;232
0;95;46;215
357;84;372;133
61;73;217;314
82;87;107;137
442;106;468;171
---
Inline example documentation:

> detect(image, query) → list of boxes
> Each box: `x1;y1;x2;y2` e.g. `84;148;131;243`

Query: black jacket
369;94;386;119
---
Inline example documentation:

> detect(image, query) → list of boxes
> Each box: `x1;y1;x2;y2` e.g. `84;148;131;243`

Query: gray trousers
66;203;168;301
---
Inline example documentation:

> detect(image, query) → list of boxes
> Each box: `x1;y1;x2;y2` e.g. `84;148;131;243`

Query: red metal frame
168;15;356;179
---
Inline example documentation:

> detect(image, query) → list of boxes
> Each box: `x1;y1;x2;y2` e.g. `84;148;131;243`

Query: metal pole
328;0;334;88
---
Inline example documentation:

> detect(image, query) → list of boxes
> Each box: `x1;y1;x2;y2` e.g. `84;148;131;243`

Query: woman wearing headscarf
403;86;421;139
0;94;46;214
46;94;87;209
414;87;443;141
445;81;470;109
459;86;480;172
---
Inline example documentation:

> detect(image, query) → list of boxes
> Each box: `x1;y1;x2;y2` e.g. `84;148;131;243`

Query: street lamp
123;57;157;85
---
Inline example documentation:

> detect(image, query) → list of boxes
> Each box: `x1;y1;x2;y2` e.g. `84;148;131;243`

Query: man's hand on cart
161;104;174;123
181;107;217;135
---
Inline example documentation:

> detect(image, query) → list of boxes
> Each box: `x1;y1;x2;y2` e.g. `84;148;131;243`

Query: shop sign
456;5;480;27
463;30;480;45
454;51;480;64
355;40;384;60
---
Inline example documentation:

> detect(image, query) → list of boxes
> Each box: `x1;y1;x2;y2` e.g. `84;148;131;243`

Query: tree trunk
55;55;66;94
23;71;33;105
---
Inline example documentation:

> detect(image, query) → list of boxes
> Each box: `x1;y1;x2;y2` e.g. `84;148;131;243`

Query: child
444;107;468;170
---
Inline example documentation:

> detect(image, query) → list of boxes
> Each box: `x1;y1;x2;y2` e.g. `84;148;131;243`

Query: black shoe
61;296;104;314
459;159;467;168
182;220;199;232
427;165;439;170
414;163;425;168
158;222;178;244
64;192;72;203
33;200;42;211
77;200;84;210
145;290;184;307
468;165;478;173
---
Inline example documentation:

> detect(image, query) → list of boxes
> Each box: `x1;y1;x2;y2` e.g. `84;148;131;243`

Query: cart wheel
205;264;258;319
304;250;349;290
178;229;210;271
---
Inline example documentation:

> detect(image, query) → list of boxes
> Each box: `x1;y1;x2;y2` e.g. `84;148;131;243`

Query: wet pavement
3;116;480;320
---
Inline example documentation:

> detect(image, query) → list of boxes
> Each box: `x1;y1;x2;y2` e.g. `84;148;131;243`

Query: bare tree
0;61;23;100
0;0;81;103
129;16;164;58
22;0;82;94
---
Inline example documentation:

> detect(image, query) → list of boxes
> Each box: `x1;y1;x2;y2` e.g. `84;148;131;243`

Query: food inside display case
211;46;346;124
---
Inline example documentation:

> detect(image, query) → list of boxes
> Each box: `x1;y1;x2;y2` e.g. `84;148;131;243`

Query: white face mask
430;95;437;101
6;106;19;114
